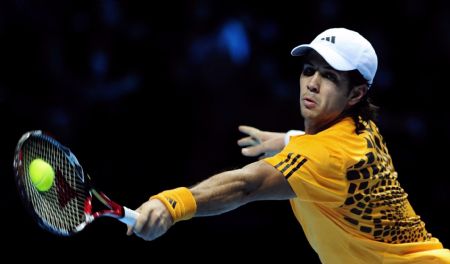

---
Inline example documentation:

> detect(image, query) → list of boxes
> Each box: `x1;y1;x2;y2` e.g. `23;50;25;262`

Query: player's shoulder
287;133;342;165
298;118;370;156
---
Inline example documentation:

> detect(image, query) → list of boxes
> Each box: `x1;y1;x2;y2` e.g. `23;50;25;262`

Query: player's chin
300;106;315;118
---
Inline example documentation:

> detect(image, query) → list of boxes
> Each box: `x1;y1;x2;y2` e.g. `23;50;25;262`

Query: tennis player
128;28;450;263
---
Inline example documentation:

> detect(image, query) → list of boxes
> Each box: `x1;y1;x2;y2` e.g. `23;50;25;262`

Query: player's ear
347;84;368;107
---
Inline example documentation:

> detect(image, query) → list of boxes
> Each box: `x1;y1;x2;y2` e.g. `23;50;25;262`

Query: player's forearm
190;160;295;216
150;161;293;222
190;168;255;217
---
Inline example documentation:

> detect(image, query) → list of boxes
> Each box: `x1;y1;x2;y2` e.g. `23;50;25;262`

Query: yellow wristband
150;187;197;223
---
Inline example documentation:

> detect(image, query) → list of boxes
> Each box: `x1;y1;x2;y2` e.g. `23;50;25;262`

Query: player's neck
304;116;345;135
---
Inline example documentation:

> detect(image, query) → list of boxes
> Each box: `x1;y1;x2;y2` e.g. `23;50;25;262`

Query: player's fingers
237;136;259;147
129;207;143;230
126;226;134;236
238;125;261;138
241;144;266;157
132;203;151;236
132;199;173;241
127;206;143;235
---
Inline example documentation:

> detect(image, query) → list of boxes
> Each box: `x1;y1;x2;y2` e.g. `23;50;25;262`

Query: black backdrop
1;1;449;262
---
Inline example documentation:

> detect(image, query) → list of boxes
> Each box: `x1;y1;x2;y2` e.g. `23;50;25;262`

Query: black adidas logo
166;198;177;209
274;152;308;179
321;36;335;43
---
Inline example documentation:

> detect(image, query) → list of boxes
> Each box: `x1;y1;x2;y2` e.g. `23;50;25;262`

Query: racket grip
120;207;139;226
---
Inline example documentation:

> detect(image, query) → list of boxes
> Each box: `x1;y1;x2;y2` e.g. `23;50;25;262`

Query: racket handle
120;207;139;226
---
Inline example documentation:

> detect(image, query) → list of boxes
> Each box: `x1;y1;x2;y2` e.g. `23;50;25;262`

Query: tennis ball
29;158;55;192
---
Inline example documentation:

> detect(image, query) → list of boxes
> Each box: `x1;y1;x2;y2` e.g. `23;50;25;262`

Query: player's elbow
236;167;265;203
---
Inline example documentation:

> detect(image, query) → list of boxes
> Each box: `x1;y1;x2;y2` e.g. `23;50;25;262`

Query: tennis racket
13;130;138;236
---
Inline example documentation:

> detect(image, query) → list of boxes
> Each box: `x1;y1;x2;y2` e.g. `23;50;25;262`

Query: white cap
291;28;378;86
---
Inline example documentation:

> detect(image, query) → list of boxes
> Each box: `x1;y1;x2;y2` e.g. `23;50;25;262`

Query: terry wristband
150;187;197;223
284;130;305;146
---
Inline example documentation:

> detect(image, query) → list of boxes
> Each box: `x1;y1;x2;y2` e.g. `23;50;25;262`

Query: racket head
14;130;90;236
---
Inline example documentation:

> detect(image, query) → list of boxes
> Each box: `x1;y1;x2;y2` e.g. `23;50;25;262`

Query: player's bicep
241;160;296;202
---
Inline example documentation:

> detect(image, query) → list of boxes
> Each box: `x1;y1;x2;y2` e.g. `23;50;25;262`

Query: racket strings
20;134;88;235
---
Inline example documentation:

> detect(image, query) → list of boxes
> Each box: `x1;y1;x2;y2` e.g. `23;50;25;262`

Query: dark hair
346;70;379;134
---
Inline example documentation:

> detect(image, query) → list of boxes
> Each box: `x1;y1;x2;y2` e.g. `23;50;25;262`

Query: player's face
299;52;353;133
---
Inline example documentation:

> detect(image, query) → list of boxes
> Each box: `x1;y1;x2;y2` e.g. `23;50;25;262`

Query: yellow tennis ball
29;158;55;192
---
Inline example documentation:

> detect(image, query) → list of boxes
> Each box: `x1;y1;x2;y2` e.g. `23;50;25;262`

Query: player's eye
322;71;338;83
302;64;316;76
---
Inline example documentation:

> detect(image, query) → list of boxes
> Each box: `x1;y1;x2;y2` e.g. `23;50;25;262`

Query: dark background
1;1;449;262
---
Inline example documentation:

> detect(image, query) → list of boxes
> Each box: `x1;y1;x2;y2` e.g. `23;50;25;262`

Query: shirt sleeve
264;135;348;207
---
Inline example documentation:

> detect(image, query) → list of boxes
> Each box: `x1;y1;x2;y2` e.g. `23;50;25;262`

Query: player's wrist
151;187;197;223
284;130;305;146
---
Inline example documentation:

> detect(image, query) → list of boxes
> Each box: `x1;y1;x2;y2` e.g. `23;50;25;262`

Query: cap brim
291;43;355;71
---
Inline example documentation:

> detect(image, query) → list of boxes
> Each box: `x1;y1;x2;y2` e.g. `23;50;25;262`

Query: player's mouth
302;96;317;109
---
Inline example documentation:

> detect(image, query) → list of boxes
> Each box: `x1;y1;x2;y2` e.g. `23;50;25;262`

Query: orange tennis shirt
264;117;450;263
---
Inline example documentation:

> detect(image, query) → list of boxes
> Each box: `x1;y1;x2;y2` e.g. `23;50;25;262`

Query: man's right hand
127;198;174;241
